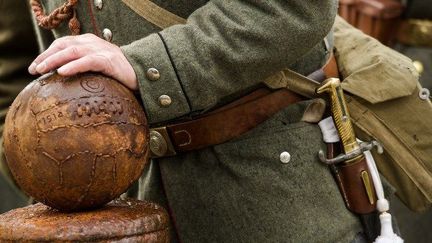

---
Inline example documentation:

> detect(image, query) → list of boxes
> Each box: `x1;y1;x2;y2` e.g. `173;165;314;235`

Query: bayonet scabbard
336;156;376;214
318;78;376;214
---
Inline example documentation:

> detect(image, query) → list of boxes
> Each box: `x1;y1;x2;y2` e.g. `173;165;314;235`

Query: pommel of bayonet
316;78;360;161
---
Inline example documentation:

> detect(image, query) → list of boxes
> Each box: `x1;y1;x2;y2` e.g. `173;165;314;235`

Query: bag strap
122;0;186;29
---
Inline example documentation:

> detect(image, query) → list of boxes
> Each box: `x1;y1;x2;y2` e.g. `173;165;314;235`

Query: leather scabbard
327;144;379;242
338;157;377;214
328;144;377;214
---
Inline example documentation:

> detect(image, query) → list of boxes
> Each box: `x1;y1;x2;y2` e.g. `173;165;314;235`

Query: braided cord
30;0;81;35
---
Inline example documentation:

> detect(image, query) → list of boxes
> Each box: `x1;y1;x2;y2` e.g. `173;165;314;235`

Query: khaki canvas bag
334;16;432;212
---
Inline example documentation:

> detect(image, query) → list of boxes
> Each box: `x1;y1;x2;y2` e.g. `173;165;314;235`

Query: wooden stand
0;198;169;242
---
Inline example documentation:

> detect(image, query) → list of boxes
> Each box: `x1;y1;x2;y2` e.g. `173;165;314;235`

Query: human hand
28;33;138;90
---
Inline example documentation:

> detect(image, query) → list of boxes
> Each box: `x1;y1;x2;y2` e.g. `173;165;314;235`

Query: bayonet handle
316;78;359;155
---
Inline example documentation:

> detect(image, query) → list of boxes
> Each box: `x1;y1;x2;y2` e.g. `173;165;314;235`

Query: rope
30;0;81;35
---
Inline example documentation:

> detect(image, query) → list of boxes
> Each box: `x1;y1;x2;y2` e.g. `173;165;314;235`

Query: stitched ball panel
3;72;149;211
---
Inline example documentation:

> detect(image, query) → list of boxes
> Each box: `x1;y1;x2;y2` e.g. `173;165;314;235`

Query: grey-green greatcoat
34;0;366;242
0;0;38;213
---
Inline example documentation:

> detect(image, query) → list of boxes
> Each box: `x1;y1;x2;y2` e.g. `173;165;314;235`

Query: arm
123;0;337;123
29;0;337;124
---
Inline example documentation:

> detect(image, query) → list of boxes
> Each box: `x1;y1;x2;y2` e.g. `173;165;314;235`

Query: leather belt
149;54;338;158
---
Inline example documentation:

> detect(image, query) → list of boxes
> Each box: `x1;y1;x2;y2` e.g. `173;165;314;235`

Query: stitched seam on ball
73;155;98;209
11;103;32;178
68;147;149;209
38;146;148;210
12;100;50;205
37;121;145;133
57;148;147;163
33;94;134;115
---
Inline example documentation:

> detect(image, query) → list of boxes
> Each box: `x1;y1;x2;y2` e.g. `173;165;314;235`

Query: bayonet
316;78;377;211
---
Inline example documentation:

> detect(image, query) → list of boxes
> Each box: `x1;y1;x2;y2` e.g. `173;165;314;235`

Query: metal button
146;68;161;81
102;28;112;42
419;88;430;100
94;0;103;10
158;95;172;107
280;151;291;164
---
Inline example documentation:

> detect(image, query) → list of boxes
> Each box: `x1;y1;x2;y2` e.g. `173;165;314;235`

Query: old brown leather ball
3;72;149;211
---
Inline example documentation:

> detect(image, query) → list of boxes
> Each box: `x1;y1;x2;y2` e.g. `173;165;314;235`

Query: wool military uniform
32;0;369;242
0;0;38;213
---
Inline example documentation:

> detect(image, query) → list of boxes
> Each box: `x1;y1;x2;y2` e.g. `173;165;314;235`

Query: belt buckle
149;127;177;158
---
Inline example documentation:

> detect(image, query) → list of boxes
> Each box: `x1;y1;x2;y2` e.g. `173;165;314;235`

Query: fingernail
36;62;47;73
57;66;68;75
28;62;37;74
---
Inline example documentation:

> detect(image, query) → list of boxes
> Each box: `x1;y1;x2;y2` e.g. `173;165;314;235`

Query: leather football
3;72;149;211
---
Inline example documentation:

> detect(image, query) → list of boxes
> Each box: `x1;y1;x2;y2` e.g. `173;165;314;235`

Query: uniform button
94;0;103;10
280;151;291;164
102;28;112;42
146;68;161;81
159;95;172;107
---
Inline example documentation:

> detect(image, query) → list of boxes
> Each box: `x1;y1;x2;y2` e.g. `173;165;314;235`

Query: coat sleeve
121;0;337;124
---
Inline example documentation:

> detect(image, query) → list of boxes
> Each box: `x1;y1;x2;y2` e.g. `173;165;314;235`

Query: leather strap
323;53;339;78
307;52;339;81
149;89;303;158
122;0;186;29
169;89;302;152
